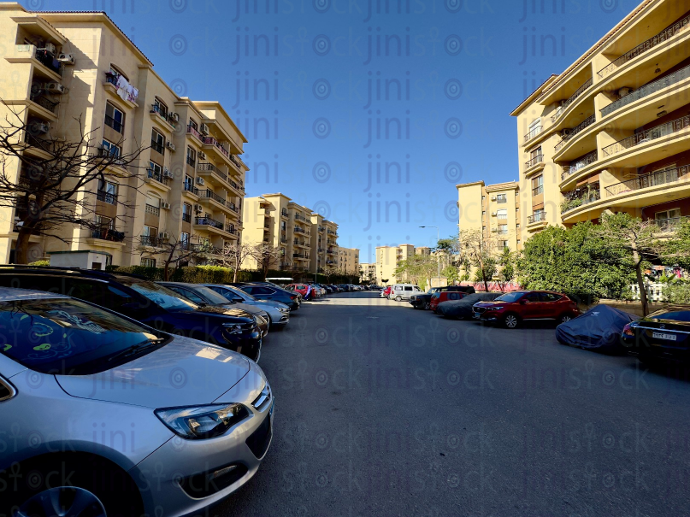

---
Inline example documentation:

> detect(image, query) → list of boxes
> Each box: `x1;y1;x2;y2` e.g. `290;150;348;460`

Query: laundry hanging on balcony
115;74;129;101
126;84;138;104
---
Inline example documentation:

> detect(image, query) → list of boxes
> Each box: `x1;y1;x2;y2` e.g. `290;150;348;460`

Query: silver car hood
55;337;250;409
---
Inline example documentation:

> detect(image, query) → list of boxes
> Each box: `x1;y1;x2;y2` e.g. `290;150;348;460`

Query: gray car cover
556;304;638;349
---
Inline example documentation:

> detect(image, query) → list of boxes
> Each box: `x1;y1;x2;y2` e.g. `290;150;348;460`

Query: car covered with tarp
556;304;638;350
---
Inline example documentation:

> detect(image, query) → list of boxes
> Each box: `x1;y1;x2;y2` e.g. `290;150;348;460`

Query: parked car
430;290;469;312
0;267;263;361
410;286;476;310
158;282;272;335
472;290;579;329
380;286;392;298
205;283;291;328
389;284;422;302
621;305;690;365
0;287;273;516
287;283;312;299
436;292;503;319
232;282;300;311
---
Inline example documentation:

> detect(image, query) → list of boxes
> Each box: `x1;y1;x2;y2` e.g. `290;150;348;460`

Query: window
540;293;561;302
97;180;118;204
180;232;190;248
93;215;115;240
105;102;124;133
184;175;194;192
189;119;198;131
148;161;163;181
655;208;681;222
530;147;542;159
496;194;507;203
498;224;508;234
141;258;156;268
101;139;121;158
145;195;160;217
496;209;507;219
499;240;509;248
152;98;168;119
281;221;287;231
182;203;192;223
532;175;543;196
151;129;165;154
186;146;196;167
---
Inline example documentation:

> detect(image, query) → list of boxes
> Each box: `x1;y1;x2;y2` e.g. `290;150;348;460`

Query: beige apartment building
0;4;247;266
376;244;415;285
360;262;376;283
511;0;690;237
456;180;522;251
336;246;360;276
241;193;340;274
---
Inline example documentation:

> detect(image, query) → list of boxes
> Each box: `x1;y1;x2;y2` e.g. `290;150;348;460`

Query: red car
430;291;468;313
381;286;392;298
287;283;312;299
472;290;579;329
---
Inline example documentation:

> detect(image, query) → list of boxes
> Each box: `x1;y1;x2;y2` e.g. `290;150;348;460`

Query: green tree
442;265;459;284
499;248;515;284
394;254;438;289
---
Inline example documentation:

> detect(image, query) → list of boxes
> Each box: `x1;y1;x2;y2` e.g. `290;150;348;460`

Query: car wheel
503;313;520;329
423;302;431;310
15;486;107;517
395;296;402;302
557;313;573;324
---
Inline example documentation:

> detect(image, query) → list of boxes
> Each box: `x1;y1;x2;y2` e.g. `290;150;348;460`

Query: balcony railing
202;136;231;159
295;213;308;222
195;216;224;229
554;115;596;152
602;114;690;157
527;212;546;224
281;209;288;217
184;183;199;195
201;189;226;206
294;226;305;234
561;150;598;180
551;78;593;123
561;188;601;214
327;230;337;236
104;115;124;133
145;204;160;217
228;202;238;213
525;154;544;169
187;125;202;141
524;125;542;142
91;228;125;242
35;48;61;75
147;168;170;186
601;63;690;118
31;95;59;115
197;162;229;183
140;235;160;247
605;165;688;197
597;13;690;78
150;140;165;154
96;190;117;204
226;225;237;235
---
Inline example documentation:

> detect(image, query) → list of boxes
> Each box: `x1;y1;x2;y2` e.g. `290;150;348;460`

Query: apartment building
336;246;360;275
376;244;415;285
242;193;340;273
360;262;376;283
0;5;247;266
457;180;522;251
512;0;690;237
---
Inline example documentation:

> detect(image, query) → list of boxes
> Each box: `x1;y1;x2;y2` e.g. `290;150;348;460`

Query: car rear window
0;298;166;374
651;310;690;322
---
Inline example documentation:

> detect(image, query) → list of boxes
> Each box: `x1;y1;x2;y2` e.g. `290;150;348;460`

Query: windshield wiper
106;337;167;363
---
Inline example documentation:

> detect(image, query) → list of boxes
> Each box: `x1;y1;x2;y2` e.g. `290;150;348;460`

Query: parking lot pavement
214;292;690;517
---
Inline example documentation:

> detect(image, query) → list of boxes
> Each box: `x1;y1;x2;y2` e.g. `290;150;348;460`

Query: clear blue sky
28;0;634;262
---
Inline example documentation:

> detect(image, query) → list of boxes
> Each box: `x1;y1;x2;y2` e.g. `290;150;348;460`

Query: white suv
389;284;422;302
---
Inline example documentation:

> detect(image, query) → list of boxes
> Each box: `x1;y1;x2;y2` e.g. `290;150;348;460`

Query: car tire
423;302;431;310
395;296;402;302
502;313;520;329
557;313;573;325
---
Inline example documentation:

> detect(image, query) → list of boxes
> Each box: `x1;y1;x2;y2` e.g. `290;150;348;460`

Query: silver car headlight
278;307;289;313
155;403;250;439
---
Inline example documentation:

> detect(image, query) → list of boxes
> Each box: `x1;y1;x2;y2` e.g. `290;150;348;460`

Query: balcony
195;216;224;230
527;212;547;224
597;12;690;79
524;125;542;143
140;235;160;247
183;183;199;196
225;225;238;235
605;166;689;197
560;150;598;182
496;197;507;204
554;115;596;153
201;136;232;163
294;227;306;234
145;204;160;217
90;227;124;242
602;114;690;157
103;72;138;108
281;209;289;218
524;154;544;171
150;105;176;131
295;213;308;222
29;95;59;116
228;202;239;214
601;63;690;118
96;190;117;205
550;78;592;123
561;187;601;214
327;230;337;236
187;125;203;141
146;168;170;187
200;189;227;207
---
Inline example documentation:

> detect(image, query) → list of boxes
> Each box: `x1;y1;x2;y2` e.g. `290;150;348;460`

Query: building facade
457;180;521;252
511;0;690;238
359;262;376;283
336;246;360;276
0;5;247;266
375;244;415;285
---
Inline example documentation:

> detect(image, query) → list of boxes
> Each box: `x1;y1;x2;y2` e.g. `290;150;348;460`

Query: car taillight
290;294;297;299
622;323;634;337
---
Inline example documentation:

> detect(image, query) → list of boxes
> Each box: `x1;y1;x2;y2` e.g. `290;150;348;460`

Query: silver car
205;284;290;328
0;288;273;516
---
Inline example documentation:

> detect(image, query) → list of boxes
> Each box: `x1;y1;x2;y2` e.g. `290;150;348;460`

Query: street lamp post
419;225;440;288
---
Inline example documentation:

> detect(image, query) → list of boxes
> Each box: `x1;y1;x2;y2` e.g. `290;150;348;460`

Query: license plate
653;332;677;341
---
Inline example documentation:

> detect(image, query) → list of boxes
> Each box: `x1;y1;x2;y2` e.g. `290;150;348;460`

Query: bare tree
0;108;145;263
459;230;499;292
251;243;282;281
142;235;214;281
217;241;256;282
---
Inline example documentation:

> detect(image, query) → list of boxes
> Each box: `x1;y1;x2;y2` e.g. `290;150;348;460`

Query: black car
436;292;502;319
0;267;263;361
621;305;690;365
232;282;300;310
410;285;476;310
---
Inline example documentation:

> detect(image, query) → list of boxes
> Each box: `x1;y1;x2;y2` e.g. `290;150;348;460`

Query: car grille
246;410;272;458
473;307;486;314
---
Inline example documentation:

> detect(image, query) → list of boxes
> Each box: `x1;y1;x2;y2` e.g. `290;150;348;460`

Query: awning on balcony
576;173;600;187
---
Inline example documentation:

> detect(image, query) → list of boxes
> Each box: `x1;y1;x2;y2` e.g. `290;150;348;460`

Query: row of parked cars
0;266;308;516
285;283;367;300
408;284;690;368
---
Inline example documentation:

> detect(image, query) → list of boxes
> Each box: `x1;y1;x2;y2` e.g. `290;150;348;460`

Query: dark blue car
0;268;263;361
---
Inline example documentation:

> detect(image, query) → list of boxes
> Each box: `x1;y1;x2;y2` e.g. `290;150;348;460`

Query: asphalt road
212;292;690;517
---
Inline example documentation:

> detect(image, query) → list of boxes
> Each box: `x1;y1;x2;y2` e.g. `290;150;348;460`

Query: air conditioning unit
198;151;206;161
491;196;497;201
491;228;498;232
491;212;497;217
166;141;176;151
194;203;203;212
45;82;68;94
200;123;209;135
161;202;171;210
618;87;633;97
30;122;50;134
159;232;170;241
57;53;75;65
196;177;205;186
163;168;174;178
169;112;180;123
44;42;57;54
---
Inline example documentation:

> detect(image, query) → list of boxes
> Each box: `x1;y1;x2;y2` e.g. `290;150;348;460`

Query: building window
499;240;509;248
101;139;121;158
496;209;507;219
186;146;196;167
180;232;190;248
142;225;158;247
105;102;124;133
141;258;156;268
97;179;118;204
151;129;165;154
482;210;486;217
145;195;160;217
531;175;543;196
184;174;195;192
496;194;507;203
182;202;192;223
148;161;163;181
498;224;508;235
152;98;168;119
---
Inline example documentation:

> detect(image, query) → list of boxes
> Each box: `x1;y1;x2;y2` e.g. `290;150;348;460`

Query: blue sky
28;0;634;262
